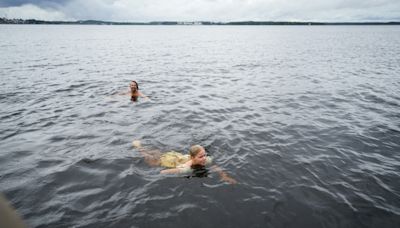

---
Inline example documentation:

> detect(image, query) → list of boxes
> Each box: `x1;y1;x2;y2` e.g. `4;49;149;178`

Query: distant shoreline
1;18;399;25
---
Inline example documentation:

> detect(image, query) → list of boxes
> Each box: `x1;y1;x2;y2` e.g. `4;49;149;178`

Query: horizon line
1;17;400;25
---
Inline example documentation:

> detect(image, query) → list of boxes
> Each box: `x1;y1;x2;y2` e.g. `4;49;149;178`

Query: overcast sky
0;0;399;22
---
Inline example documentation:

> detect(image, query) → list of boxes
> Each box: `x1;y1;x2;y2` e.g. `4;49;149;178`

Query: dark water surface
1;25;400;227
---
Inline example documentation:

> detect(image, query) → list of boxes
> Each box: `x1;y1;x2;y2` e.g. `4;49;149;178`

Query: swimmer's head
189;145;207;166
130;80;139;92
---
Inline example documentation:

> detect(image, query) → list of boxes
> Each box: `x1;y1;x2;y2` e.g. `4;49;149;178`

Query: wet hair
189;145;203;158
131;80;139;90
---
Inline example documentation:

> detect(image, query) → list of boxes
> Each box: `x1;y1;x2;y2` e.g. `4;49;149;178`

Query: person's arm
160;168;182;174
107;91;128;98
120;91;130;95
210;165;237;184
138;91;150;100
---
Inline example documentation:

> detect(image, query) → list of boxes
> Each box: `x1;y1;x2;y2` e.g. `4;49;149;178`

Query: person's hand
222;175;237;184
132;140;141;148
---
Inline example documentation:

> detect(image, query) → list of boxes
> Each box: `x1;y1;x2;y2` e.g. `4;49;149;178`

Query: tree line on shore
1;17;399;25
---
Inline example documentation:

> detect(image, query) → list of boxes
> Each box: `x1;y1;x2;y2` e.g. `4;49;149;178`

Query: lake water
0;25;400;228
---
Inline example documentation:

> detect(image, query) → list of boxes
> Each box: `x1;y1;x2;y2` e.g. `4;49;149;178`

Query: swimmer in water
132;140;237;184
120;80;149;101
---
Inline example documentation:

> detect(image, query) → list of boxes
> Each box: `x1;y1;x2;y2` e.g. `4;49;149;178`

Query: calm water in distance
1;25;400;228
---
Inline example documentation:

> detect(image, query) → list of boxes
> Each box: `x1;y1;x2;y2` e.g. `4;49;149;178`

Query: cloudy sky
0;0;399;22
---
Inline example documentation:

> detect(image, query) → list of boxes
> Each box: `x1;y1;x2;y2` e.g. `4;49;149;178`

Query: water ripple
1;25;400;228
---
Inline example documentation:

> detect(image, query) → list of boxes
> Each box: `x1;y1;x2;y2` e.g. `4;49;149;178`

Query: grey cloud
0;0;70;8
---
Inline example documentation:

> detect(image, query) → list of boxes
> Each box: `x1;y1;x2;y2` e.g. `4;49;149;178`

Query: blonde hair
189;145;203;158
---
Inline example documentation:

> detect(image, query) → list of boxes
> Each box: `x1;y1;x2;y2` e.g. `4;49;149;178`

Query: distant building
177;21;203;25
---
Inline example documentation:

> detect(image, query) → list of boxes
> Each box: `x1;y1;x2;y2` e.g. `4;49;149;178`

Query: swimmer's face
192;147;207;166
130;81;138;91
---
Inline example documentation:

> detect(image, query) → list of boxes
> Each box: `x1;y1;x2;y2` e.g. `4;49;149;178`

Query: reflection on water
0;25;400;228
